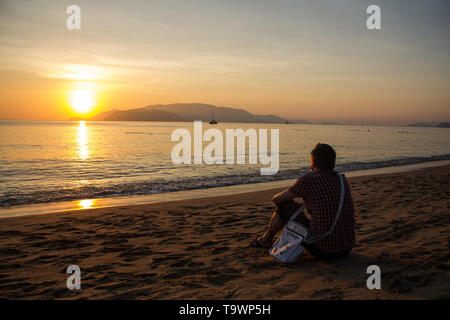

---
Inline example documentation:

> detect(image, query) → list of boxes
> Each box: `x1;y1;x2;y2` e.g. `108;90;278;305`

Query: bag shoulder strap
304;173;345;244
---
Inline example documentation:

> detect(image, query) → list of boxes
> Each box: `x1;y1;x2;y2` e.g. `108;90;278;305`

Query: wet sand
0;165;449;299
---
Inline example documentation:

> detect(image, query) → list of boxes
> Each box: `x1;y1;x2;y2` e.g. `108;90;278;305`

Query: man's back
288;170;355;253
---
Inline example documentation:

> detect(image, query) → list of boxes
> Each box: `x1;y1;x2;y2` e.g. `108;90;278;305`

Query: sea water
1;120;449;207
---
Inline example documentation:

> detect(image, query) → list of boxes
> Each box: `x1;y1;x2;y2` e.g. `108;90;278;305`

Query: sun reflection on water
78;199;95;209
77;121;89;160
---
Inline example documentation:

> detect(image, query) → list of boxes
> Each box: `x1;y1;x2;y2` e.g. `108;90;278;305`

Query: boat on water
209;110;218;124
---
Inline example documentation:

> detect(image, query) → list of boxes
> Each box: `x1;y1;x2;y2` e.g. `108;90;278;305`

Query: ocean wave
1;154;449;207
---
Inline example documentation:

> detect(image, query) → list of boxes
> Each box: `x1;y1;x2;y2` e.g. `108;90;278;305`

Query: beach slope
0;166;449;299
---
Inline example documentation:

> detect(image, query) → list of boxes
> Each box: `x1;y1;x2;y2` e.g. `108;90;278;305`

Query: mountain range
72;103;310;124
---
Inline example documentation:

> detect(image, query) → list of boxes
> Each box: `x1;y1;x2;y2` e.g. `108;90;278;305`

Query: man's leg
257;211;284;247
255;200;306;247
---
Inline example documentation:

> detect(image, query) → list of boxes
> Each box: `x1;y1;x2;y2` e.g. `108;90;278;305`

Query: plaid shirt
288;170;355;253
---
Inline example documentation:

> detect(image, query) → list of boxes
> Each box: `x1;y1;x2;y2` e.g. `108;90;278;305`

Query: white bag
270;173;345;264
269;206;309;263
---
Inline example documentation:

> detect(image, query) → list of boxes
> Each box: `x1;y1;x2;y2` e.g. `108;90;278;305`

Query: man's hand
272;189;296;204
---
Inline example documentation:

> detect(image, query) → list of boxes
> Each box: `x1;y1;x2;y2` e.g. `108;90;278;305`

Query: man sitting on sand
251;143;355;259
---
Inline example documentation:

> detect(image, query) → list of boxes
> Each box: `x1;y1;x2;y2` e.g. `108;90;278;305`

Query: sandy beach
0;165;449;300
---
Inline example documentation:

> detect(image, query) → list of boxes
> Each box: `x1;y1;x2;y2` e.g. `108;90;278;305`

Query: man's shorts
275;199;310;225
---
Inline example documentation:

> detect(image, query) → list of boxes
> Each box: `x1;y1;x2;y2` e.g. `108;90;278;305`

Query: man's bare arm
272;189;296;204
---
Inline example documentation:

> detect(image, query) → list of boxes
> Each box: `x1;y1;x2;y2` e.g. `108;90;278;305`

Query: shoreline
0;164;448;299
1;159;450;219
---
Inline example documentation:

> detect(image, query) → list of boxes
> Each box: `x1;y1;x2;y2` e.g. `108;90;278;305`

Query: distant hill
143;103;287;123
408;122;449;128
292;119;310;124
85;103;291;124
101;108;185;122
90;109;120;121
437;122;450;128
408;122;438;128
320;121;340;125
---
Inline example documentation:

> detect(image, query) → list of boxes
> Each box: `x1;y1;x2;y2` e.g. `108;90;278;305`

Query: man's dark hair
311;143;336;170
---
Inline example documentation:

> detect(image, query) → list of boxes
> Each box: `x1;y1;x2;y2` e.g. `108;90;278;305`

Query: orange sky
0;0;449;125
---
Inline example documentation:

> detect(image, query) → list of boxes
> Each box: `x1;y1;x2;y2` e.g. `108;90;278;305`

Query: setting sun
70;89;95;114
